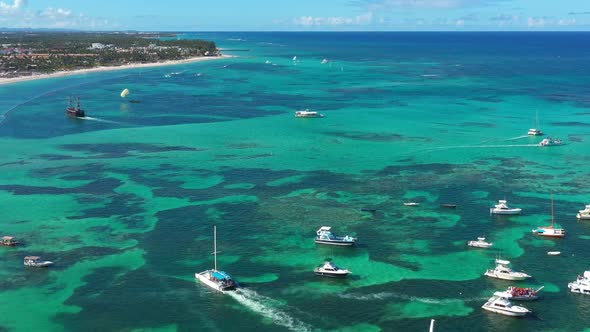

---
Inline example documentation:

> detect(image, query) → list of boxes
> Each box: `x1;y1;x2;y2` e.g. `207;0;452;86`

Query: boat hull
314;239;355;246
314;271;350;278
490;209;521;215
568;283;590;295
482;305;528;317
195;271;236;293
484;272;529;281
493;292;539;301
577;213;590;220
24;261;53;267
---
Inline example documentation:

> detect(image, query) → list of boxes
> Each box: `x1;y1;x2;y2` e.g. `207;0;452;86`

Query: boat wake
504;135;530;141
227;288;312;332
340;291;488;304
82;116;126;125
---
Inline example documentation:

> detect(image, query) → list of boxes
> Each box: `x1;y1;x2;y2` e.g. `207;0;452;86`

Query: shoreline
0;55;233;86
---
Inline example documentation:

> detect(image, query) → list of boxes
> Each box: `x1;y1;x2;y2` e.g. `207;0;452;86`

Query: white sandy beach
0;55;233;86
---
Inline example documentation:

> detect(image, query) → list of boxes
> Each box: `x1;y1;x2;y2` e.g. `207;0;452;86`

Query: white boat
493;286;543;301
484;259;531;281
315;226;356;246
321;58;328;64
120;88;130;98
547;251;561;256
577;204;590;220
295;109;324;118
467;237;493;248
194;225;238;293
532;194;565;238
23;256;53;267
539;137;563;146
403;202;420;206
568;271;590;295
527;111;544;136
482;296;531;317
314;261;351;278
489;199;522;215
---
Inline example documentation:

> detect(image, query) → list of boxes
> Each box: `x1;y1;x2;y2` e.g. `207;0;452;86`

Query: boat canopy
496;259;510;265
212;271;233;280
318;226;331;231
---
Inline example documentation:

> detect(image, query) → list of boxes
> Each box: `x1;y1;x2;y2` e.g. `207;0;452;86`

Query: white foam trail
227;289;312;332
340;291;488;303
504;135;529;141
82;116;125;125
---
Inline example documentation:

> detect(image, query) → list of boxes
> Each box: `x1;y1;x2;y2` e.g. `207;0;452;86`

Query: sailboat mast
551;194;554;226
214;225;217;271
535;111;539;128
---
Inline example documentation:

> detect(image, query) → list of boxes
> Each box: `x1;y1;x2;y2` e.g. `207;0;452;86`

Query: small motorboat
482;296;531;317
490;199;522;215
493;286;543;301
440;204;457;208
547;251;561;256
467;237;493;248
1;236;19;246
577;204;590;220
403;202;420;206
295;109;324;118
24;256;53;267
568;271;590;295
360;207;377;212
314;261;351;278
539;137;563;147
315;226;356;246
484;259;531;281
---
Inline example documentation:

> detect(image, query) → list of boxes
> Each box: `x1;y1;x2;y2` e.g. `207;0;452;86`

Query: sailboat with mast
195;225;238;293
532;194;565;238
527;111;544;136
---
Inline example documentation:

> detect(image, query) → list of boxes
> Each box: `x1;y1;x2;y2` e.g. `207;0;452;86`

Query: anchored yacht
482;296;531;317
490;200;522;215
484;259;531;281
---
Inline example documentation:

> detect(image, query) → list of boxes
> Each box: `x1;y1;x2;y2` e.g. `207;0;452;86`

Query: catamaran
195;225;237;293
527;111;544;136
532;194;565;238
493;286;543;301
568;271;590;295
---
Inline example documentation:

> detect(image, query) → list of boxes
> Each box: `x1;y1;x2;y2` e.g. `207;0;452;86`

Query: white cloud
0;1;112;29
0;0;27;11
293;12;373;27
352;0;507;10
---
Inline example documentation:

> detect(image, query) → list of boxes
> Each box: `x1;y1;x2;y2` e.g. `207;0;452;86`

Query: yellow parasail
120;88;130;98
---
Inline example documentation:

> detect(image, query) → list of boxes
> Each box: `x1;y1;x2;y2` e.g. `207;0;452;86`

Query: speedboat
1;236;18;246
489;200;522;215
532;195;565;238
315;226;356;246
568;271;590;295
403;202;420;206
314;261;351;278
547;251;561;256
539;137;563;147
23;256;53;267
295;109;324;118
195;226;238;293
493;286;543;301
467;237;493;248
482;296;531;317
440;204;457;208
484;259;531;281
577;205;590;220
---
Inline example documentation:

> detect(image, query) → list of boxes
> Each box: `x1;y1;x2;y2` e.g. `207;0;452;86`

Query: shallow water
0;32;589;331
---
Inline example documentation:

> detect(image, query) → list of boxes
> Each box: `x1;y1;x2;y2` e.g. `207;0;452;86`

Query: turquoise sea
1;32;590;331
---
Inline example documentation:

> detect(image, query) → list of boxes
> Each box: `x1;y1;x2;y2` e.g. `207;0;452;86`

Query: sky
1;0;590;31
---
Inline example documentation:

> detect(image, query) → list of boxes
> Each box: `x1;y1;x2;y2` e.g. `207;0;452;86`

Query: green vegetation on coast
0;32;218;78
